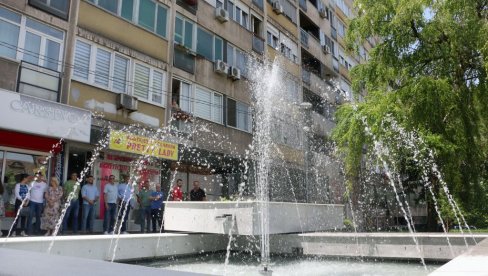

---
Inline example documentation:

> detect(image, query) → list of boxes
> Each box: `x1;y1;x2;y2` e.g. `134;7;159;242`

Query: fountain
0;57;484;276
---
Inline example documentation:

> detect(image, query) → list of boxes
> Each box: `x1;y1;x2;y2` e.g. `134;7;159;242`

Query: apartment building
0;0;367;219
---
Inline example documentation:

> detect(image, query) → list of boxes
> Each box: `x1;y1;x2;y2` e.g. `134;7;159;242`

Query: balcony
17;61;60;102
252;35;265;54
171;108;193;138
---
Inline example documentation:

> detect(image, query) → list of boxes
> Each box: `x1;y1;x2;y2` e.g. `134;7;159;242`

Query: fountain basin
163;201;344;235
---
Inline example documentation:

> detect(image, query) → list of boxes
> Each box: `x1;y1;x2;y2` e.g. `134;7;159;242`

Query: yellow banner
108;130;178;161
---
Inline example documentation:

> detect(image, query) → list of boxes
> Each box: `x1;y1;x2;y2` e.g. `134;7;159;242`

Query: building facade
0;0;370;221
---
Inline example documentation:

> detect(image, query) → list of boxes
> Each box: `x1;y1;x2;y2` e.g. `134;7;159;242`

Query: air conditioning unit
319;7;327;18
117;93;138;112
322;44;331;54
214;59;228;75
272;0;283;14
215;7;229;22
228;66;241;80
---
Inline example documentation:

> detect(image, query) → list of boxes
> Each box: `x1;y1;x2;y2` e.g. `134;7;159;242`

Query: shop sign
0;89;91;143
108;130;178;161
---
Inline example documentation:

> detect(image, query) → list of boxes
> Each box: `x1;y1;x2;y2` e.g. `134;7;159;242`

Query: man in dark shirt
189;181;206;201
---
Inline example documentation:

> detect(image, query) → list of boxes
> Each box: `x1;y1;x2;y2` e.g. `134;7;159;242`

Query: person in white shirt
103;175;118;234
27;172;47;235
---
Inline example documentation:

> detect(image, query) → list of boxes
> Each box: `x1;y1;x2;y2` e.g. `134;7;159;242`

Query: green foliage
334;0;488;226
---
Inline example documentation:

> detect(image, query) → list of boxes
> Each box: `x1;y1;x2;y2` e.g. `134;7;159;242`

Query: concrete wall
1;233;228;261
163;201;344;235
266;233;488;262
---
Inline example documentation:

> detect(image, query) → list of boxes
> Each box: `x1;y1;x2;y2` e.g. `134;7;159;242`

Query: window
281;0;297;23
133;63;166;105
73;39;167;106
174;15;195;50
227;98;251;132
226;43;248;77
227;0;249;29
337;19;346;38
0;7;64;71
194;86;223;124
28;0;70;19
73;40;131;94
196;27;223;61
267;31;279;48
88;0;168;38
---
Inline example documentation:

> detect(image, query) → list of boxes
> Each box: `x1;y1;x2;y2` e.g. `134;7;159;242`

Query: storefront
0;88;91;218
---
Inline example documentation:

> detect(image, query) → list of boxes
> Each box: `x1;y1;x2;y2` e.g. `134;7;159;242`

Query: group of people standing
4;172;208;237
11;172;63;237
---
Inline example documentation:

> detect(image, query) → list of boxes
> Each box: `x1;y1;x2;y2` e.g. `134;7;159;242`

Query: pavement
0;247;208;276
429;237;488;275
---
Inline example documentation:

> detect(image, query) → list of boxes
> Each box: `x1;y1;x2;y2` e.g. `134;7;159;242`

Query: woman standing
42;177;63;236
0;179;4;237
13;173;30;237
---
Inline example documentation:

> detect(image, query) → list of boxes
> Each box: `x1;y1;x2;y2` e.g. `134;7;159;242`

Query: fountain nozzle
259;266;273;275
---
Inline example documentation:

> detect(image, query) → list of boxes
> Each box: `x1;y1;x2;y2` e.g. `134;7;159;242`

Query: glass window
138;0;156;31
197;27;213;60
179;81;191;113
113;55;129;93
184;21;193;49
174;17;184;45
214;37;223;61
73;40;91;80
26;18;63;39
121;0;134;20
235;7;241;23
94;48;111;87
98;0;118;13
236;102;249;131
134;63;150;100
152;70;164;105
227;98;237;127
242;11;248;28
212;93;223;123
0;20;20;59
227;2;234;20
226;44;234;66
0;7;21;23
156;5;167;37
195;87;211;120
44;39;60;71
23;32;41;65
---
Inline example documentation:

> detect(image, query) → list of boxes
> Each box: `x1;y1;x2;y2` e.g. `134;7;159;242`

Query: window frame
174;14;196;51
72;38;168;107
226;97;252;133
132;61;167;107
194;85;224;124
0;7;64;72
88;0;168;38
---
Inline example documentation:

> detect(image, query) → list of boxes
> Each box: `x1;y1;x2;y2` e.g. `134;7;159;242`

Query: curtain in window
237;102;249;131
195;87;212;121
152;71;164;105
94;48;111;87
113;55;129;93
134;63;150;100
73;40;91;80
212;93;223;123
180;81;191;113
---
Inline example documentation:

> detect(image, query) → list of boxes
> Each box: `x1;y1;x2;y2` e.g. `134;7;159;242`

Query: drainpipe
60;0;80;105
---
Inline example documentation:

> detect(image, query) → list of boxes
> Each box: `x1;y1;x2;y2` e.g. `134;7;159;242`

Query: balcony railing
299;0;307;11
171;108;193;138
252;35;265;54
17;61;60;102
300;28;309;48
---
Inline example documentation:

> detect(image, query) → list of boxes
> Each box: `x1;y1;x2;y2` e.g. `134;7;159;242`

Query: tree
333;0;488;228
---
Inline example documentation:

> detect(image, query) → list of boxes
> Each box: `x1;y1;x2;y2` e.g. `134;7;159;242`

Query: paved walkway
429;237;488;275
0;248;207;276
